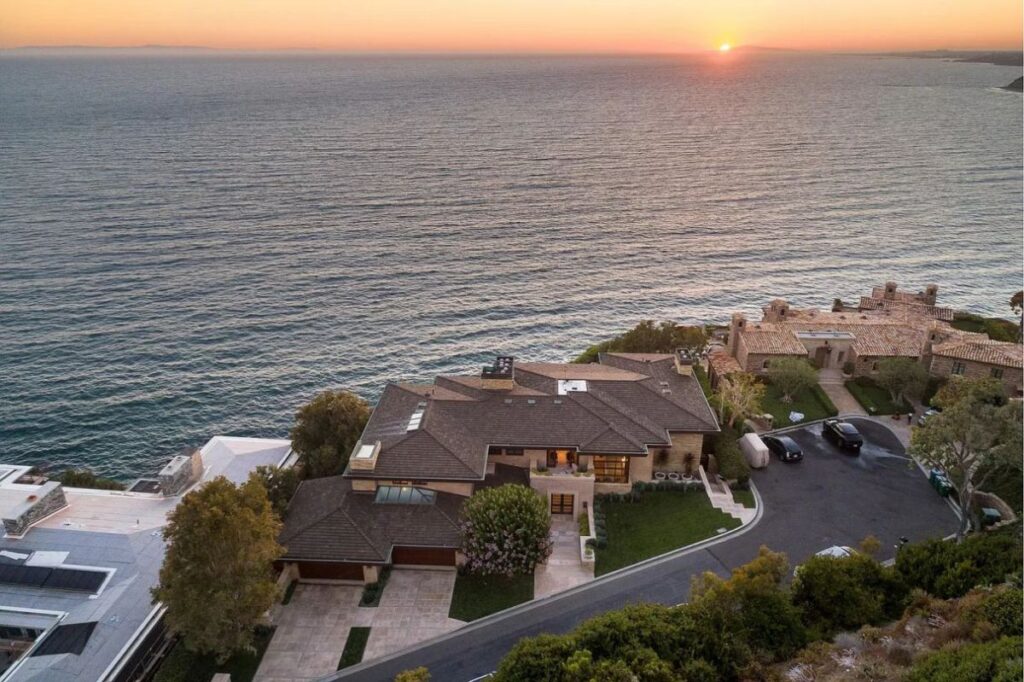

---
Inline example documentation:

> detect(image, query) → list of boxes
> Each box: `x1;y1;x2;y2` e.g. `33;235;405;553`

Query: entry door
550;494;574;514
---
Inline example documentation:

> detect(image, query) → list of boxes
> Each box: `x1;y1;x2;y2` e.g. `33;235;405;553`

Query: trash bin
929;469;953;497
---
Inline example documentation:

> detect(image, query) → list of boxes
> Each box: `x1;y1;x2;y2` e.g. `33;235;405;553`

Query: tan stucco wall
362;565;380;584
528;472;594;517
350;479;376;492
628;453;652;483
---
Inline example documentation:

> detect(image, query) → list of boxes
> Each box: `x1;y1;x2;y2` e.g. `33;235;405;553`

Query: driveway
328;418;958;682
255;570;461;681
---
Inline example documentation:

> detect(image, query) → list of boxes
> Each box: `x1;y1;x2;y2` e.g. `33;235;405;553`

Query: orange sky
1;0;1021;52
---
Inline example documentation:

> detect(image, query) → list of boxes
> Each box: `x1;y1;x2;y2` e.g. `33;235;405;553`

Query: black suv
822;419;863;453
763;435;803;462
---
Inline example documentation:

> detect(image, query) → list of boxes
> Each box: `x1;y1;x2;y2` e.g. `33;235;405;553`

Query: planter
667;472;681;482
654;472;667;481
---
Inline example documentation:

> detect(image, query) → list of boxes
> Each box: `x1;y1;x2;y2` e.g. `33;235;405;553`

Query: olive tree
153;477;283;660
910;377;1022;540
290;390;370;478
876;357;928;405
460;484;552;576
714;372;765;428
766;357;818;403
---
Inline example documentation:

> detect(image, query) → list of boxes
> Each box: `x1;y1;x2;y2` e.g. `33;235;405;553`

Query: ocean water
1;53;1021;478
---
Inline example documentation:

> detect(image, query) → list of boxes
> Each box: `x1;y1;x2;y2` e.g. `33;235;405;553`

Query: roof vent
527;399;536;405
553;399;562;405
662;389;672;395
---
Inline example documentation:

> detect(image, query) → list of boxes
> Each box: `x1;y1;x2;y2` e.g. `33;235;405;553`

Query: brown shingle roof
932;339;1023;369
279;476;462;564
348;354;719;481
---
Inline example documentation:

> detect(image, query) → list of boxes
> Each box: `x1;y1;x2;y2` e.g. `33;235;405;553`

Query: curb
328;484;765;680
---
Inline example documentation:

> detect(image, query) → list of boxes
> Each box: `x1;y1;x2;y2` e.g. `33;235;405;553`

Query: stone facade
158;450;204;496
2;482;68;537
929;354;1023;395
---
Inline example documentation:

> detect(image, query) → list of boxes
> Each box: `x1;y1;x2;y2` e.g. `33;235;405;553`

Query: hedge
712;428;750;486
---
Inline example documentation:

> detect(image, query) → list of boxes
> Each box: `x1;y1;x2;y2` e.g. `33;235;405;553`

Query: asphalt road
329;418;959;682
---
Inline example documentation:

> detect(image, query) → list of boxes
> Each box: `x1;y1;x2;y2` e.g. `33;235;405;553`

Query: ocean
1;53;1021;478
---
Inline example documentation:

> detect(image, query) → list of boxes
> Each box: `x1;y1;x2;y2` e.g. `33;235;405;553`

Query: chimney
674;349;694;376
481;356;515;390
727;313;746;356
159;449;204;496
349;440;382;472
923;284;938;305
884;281;898;300
764;299;789;322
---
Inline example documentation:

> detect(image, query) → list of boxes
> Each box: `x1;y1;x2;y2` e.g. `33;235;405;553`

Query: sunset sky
1;0;1021;52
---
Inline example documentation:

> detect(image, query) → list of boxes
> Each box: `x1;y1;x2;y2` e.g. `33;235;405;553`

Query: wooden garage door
391;546;457;566
296;561;364;581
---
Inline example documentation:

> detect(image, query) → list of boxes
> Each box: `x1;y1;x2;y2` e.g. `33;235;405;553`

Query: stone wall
158;450;203;496
930;355;1023;394
2;482;68;537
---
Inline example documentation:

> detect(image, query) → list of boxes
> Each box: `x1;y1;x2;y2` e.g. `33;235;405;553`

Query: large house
0;437;295;682
726;284;1022;395
277;352;719;583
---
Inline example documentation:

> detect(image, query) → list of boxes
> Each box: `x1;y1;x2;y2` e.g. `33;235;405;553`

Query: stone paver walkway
363;569;463;660
817;371;867;416
534;516;594;598
254;571;460;682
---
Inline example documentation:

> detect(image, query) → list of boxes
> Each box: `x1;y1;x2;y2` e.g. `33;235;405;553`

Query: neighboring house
727;292;1021;385
857;281;955;321
930;338;1024;395
706;349;743;389
277;352;720;584
0;437;295;682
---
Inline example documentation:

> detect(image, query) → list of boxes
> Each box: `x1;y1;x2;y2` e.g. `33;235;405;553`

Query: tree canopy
714;371;764;428
460;484;552;576
290;390;371;478
875;357;929;404
249;465;301;518
910;377;1022;540
766;357;818;403
152;476;283;661
574;321;707;364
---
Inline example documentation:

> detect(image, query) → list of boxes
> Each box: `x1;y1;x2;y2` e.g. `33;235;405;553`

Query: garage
294;561;365;581
391;546;457;566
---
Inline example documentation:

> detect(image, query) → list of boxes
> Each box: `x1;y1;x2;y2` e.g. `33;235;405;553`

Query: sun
719;43;731;52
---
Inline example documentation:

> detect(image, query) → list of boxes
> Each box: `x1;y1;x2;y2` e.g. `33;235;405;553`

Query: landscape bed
595;490;740;576
153;626;275;682
844;377;912;415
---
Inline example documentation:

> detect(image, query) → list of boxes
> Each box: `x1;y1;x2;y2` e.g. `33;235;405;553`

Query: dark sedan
822;418;863;453
763;435;803;462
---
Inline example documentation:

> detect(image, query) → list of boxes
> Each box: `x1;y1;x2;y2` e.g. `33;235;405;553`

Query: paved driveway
328;418;958;682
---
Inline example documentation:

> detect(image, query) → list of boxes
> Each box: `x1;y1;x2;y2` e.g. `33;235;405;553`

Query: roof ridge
337;503;389;561
416;428;483;478
573;388;666;444
279;480;347;543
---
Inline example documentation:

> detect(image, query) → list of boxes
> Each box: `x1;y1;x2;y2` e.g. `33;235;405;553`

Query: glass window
374;486;436;505
593;456;629;483
488;446;524;456
952;362;966;375
991;368;1004;379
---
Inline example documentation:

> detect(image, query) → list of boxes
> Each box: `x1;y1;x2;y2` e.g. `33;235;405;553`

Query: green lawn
595;491;740;576
732;488;756;509
761;382;837;427
338;627;371;670
448;573;534;621
844;377;912;415
153;627;275;682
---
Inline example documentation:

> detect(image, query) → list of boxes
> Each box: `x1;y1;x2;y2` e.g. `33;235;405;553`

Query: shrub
578;513;590;537
792;553;908;638
56;468;125;491
842;360;855;375
493;633;577;681
964;588;1024;638
394;667;431;682
712;428;750;486
460;484;552;576
895;533;1023;599
152;642;214;682
904;635;1022;682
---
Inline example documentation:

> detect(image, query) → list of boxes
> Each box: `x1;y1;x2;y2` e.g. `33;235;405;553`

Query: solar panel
0;563;53;587
42;568;108;593
31;621;97;657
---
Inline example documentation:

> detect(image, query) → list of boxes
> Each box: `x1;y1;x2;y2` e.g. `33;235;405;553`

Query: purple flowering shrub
460;484;553;576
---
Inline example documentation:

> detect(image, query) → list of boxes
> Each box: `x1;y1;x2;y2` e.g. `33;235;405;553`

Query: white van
739;433;770;469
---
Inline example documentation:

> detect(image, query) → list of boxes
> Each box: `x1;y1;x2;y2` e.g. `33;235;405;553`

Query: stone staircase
698;466;756;524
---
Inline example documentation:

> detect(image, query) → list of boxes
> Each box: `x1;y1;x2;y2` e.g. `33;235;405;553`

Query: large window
952;362;966;376
593;456;630;483
487;446;524;456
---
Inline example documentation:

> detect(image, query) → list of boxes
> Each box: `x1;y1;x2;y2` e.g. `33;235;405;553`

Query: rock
1004;77;1023;92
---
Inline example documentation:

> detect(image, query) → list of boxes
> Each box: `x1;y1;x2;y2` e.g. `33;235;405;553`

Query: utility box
739;433;770;469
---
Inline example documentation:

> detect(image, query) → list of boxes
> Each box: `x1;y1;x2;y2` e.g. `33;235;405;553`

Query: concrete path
534;516;594;599
818;371;867;416
362;570;463;661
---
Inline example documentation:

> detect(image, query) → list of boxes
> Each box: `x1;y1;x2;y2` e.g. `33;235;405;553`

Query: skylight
374;486;436;505
557;380;588;395
406;402;427;431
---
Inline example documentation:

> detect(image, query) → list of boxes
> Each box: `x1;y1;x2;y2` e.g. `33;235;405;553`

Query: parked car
821;419;863;453
762;435;803;462
917;408;941;427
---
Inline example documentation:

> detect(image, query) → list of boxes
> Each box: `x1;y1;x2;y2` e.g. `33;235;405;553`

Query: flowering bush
460;484;552;576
